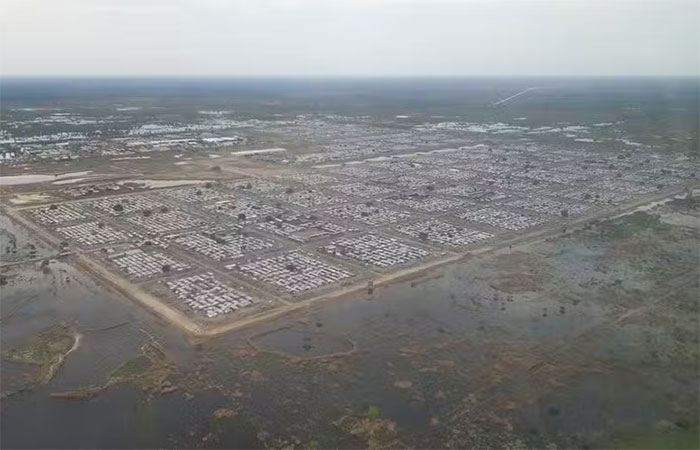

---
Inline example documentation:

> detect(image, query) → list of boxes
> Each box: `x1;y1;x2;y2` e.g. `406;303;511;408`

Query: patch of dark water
0;384;262;449
250;327;354;358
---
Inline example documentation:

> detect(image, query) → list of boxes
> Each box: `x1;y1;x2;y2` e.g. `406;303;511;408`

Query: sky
1;0;699;77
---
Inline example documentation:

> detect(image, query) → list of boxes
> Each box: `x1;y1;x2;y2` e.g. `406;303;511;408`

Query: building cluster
458;208;547;231
125;210;204;234
323;203;411;226
58;183;128;199
323;234;430;268
256;214;347;242
270;188;347;208
327;182;396;198
234;251;353;295
276;172;339;186
110;248;190;279
56;221;132;247
372;174;437;191
165;272;255;318
17;113;698;322
89;195;166;216
505;198;590;217
174;231;274;261
157;186;230;203
385;194;466;213
204;198;282;222
398;219;494;248
30;204;91;225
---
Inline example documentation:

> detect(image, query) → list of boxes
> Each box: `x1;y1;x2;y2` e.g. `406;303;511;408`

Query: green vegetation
367;405;381;420
109;356;151;381
600;212;665;239
3;325;77;383
335;412;399;450
611;426;700;450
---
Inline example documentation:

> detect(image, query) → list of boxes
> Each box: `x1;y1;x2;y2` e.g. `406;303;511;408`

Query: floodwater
1;208;698;449
0;171;92;186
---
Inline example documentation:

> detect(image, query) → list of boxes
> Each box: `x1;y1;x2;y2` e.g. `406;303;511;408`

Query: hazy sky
1;0;698;77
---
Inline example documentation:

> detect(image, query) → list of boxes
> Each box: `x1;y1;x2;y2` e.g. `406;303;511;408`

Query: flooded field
1;197;698;449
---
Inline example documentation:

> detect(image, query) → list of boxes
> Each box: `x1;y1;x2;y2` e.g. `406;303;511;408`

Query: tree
237;212;247;220
560;208;569;217
161;264;171;273
49;204;58;210
112;203;124;212
418;231;429;241
159;206;170;213
285;263;297;272
142;209;152;217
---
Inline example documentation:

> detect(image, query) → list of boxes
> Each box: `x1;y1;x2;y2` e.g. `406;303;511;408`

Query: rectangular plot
87;195;167;215
29;203;91;225
327;183;396;198
323;234;430;268
165;272;255;318
397;219;493;247
458;208;549;231
110;248;189;279
385;195;465;213
157;186;229;203
56;221;131;247
204;198;282;222
235;251;353;295
323;203;411;226
125;210;204;234
174;232;274;261
276;173;340;185
256;214;346;242
506;197;590;217
271;189;346;208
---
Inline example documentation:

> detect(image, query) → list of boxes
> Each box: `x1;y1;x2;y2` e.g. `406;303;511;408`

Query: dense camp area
1;78;698;448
